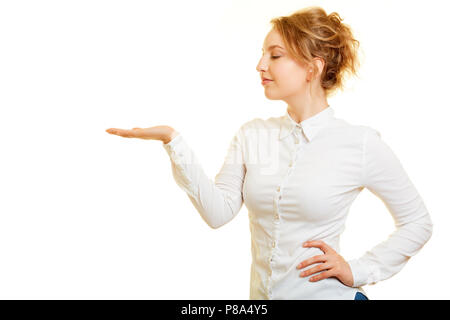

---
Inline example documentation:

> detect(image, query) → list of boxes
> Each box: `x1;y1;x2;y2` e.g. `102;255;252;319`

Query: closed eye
271;56;281;59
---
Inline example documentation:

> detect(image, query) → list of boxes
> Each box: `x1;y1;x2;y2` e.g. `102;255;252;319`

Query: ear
313;57;326;78
306;57;325;82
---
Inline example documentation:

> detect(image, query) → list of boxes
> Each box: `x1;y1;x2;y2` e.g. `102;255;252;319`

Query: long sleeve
348;128;433;288
162;127;246;229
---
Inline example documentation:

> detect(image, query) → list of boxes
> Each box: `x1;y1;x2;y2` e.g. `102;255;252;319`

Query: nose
256;57;267;73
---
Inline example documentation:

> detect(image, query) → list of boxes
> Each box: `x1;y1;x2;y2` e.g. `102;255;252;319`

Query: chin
264;90;283;101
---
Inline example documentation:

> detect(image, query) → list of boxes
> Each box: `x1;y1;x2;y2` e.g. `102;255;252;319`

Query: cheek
276;73;306;92
274;64;306;89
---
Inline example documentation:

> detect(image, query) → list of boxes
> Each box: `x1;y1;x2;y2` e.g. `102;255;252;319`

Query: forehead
262;29;285;51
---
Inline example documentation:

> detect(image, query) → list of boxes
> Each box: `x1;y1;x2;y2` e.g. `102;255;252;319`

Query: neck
285;87;329;123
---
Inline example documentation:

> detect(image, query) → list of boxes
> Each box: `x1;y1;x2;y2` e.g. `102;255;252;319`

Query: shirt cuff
162;132;182;156
162;132;193;169
347;259;369;288
348;258;381;288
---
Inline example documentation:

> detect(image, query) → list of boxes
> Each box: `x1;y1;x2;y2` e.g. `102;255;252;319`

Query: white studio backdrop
0;0;448;299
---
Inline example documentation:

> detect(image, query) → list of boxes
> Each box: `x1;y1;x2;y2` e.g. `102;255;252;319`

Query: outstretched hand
105;125;177;144
296;240;354;287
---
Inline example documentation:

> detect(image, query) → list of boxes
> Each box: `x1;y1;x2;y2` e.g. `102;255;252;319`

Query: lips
261;77;273;85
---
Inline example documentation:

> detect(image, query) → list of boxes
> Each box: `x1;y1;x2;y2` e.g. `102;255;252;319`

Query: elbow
421;211;434;243
199;209;226;229
204;210;234;229
416;213;434;246
206;211;238;230
397;212;433;248
424;217;433;243
206;219;226;230
209;223;222;230
201;202;236;230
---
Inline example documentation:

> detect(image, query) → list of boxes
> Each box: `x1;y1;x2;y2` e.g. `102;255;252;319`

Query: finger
300;263;331;278
106;128;126;135
106;128;135;138
120;129;136;138
297;254;327;269
309;269;335;282
303;240;333;254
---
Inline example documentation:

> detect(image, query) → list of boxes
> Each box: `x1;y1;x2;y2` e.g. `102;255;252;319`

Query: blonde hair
270;6;361;97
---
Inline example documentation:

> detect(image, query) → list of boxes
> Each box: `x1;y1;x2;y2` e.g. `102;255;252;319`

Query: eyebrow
261;45;285;52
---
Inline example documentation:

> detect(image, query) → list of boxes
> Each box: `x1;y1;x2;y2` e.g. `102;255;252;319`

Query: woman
106;7;433;300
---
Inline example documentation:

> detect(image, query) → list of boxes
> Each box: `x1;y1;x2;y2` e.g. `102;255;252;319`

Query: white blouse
162;106;433;300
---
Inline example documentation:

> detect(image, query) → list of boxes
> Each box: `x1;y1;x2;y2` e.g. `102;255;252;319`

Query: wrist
163;129;179;144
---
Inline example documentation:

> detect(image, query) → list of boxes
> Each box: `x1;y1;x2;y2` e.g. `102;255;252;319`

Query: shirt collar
279;106;335;142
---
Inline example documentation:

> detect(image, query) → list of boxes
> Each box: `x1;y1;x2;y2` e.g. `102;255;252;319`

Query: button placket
294;126;303;145
268;127;308;299
270;185;282;297
267;255;274;298
294;130;300;144
274;178;283;221
288;134;300;172
269;128;305;298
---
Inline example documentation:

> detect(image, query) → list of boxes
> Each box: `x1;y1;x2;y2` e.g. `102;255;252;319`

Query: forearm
348;211;432;287
162;132;245;229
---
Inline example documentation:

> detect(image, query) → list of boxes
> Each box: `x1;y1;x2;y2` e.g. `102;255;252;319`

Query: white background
0;0;448;299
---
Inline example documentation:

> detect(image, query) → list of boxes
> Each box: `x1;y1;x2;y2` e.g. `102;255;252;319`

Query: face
256;29;310;100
